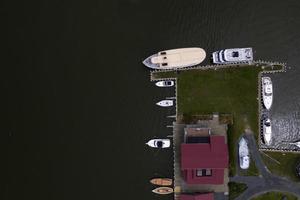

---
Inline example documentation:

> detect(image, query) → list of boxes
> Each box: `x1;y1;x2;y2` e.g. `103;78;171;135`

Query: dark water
3;0;300;199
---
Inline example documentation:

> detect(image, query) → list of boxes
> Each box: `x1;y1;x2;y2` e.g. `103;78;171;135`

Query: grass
261;151;300;181
175;66;261;176
228;182;248;200
152;64;297;180
250;191;298;200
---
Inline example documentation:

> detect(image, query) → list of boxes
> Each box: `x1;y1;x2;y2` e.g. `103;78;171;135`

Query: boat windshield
232;51;239;57
265;122;271;126
157;141;163;147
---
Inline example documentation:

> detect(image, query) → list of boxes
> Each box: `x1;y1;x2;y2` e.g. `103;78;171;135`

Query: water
3;0;300;199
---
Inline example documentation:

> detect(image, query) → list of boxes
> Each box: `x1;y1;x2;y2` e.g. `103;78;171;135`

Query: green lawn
261;151;300;181
151;64;296;180
251;191;298;200
228;182;248;200
169;66;262;175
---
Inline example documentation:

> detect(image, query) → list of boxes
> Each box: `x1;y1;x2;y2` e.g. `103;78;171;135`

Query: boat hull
152;187;173;195
263;119;272;145
150;178;172;186
146;139;171;148
262;77;273;110
155;80;174;87
156;100;173;107
143;48;206;70
212;47;253;64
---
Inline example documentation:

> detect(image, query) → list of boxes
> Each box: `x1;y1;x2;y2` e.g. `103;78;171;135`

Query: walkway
231;131;300;200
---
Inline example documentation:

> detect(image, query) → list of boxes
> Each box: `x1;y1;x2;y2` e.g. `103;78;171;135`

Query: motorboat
143;48;206;70
156;100;173;107
238;137;250;169
263;118;272;145
152;187;173;195
262;77;273;110
155;80;174;87
212;47;253;64
150;178;173;186
146;139;171;148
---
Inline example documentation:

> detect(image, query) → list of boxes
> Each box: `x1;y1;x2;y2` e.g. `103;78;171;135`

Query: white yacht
262;77;273;110
155;80;174;87
146;139;171;148
239;137;250;169
212;47;253;64
263;118;272;145
143;48;206;70
156;100;173;107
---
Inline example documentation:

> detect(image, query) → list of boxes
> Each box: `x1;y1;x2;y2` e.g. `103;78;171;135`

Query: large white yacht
262;77;273;110
239;137;250;169
143;48;206;70
263;118;272;145
212;47;253;64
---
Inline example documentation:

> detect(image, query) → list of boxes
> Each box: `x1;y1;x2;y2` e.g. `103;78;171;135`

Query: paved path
231;131;300;200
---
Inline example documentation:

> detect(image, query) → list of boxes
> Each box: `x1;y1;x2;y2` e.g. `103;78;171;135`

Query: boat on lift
156;100;173;107
238;137;250;169
262;77;273;110
152;187;173;195
143;48;206;70
155;80;174;87
146;139;171;148
212;47;253;64
263;118;272;145
150;178;173;186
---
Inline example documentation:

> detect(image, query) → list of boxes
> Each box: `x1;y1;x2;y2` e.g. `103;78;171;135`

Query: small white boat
262;77;273;110
152;187;173;195
146;139;171;148
263;118;272;145
239;138;250;169
212;47;253;64
143;48;206;70
155;80;174;87
156;100;173;107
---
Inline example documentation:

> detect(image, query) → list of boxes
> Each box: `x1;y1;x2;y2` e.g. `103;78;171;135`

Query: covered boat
150;178;172;186
239;137;250;169
263;118;272;145
143;48;206;70
155;80;174;87
156;100;173;107
152;187;173;195
146;139;171;148
262;77;273;110
212;47;253;64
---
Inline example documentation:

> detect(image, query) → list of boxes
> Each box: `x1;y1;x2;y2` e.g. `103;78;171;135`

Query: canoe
150;178;172;186
152;187;173;195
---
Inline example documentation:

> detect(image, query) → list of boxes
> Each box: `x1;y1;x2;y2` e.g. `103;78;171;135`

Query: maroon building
181;135;228;185
180;193;214;200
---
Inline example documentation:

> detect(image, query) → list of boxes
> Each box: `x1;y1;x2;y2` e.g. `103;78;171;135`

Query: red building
181;135;228;185
180;193;214;200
